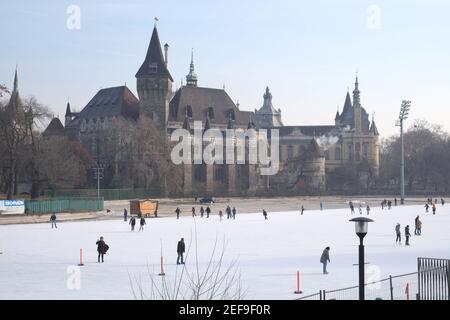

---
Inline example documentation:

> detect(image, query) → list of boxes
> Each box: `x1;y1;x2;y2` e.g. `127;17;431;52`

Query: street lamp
396;100;411;205
349;217;374;300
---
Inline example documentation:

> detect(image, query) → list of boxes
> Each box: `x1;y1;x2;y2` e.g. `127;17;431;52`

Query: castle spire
353;73;361;107
13;65;18;92
186;48;198;87
136;25;173;80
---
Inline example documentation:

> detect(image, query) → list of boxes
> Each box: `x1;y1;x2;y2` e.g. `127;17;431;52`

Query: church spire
13;65;18;92
353;73;361;107
186;49;198;87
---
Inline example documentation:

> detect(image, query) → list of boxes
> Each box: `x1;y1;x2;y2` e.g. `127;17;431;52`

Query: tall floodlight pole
396;100;411;205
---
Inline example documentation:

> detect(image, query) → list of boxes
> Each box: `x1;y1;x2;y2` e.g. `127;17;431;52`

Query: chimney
164;43;169;66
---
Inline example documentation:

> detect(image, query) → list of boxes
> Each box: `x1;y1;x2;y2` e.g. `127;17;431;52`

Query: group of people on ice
174;205;238;221
348;201;371;215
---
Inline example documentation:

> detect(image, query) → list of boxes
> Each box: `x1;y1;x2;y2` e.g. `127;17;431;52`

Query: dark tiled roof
339;91;354;127
43;118;66;137
169;86;255;127
136;26;173;81
67;86;139;126
276;125;336;137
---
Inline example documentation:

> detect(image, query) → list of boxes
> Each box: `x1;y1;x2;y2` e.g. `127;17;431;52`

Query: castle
41;24;380;196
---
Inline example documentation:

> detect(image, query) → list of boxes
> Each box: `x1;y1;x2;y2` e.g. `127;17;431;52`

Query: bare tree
129;231;247;300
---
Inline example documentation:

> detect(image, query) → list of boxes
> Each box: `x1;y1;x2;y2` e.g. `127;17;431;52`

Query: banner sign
0;200;25;215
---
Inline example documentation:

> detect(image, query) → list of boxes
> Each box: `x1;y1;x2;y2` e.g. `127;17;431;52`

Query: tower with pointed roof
353;75;362;132
255;87;283;128
186;49;198;87
6;67;23;115
136;25;173;128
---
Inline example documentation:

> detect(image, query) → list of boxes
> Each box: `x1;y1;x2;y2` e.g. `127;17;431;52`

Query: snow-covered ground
0;204;449;300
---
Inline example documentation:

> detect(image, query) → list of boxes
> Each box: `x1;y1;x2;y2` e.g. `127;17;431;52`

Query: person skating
219;210;223;221
349;201;355;214
441;198;445;206
175;207;181;219
387;200;392;210
50;213;57;229
139;217;146;232
176;238;185;265
320;247;330;274
381;200;385;210
263;209;268;220
320;201;324;211
226;206;231;219
358;204;362;215
395;223;401;244
432;203;436;215
417;218;422;235
394;198;398;206
414;215;420;235
301;205;305;215
424;203;429;213
405;225;411;246
200;206;205;218
129;216;136;231
206;206;211;218
366;205;370;215
192;207;196;217
232;207;236;219
96;236;109;263
123;208;128;222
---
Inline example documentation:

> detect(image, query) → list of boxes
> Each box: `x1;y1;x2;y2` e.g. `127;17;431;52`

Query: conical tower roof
136;26;173;81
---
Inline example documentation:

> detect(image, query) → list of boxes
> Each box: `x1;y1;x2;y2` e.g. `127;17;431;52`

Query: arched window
335;147;341;160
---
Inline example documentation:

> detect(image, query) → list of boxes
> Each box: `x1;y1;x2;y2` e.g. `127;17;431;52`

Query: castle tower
353;75;362;132
65;102;72;127
186;49;198;87
136;25;173;128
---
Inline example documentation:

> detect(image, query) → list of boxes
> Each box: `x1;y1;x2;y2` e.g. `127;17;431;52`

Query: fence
43;188;155;201
25;197;104;214
297;271;420;300
418;258;450;300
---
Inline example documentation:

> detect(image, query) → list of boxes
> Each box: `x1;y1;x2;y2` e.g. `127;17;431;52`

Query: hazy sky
1;0;450;137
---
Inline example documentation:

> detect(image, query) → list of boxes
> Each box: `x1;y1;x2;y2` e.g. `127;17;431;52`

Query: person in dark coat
177;238;185;265
219;210;223;221
206;206;211;218
405;225;411;246
50;213;57;229
301;205;305;215
432;203;436;215
263;209;268;220
123;208;128;222
387;200;392;210
175;207;181;219
417;218;422;236
381;200;385;210
226;206;231;219
129;216;136;231
232;207;236;219
320;247;330;274
349;201;354;214
441;198;445;206
200;206;205;218
414;215;420;235
192;207;196;217
394;198;398;206
96;236;108;263
139;217;146;232
395;223;401;244
366;205;370;215
424;203;429;213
